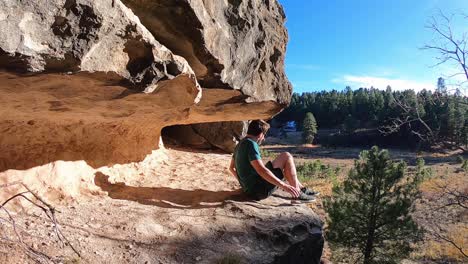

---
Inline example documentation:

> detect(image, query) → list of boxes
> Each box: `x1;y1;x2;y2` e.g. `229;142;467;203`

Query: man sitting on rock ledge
229;120;318;201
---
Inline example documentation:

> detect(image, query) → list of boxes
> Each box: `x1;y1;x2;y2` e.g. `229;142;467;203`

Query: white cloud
332;75;436;92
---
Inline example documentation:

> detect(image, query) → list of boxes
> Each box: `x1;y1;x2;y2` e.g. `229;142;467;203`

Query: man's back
233;138;262;194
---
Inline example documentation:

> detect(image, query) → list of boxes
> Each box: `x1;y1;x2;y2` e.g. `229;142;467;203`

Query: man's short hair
247;120;270;136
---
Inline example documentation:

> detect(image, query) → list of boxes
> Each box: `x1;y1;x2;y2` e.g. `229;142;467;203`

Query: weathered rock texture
122;0;291;152
0;148;323;263
122;0;292;103
0;0;291;170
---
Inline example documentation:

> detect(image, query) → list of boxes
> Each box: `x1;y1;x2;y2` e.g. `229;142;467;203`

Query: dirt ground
0;145;323;264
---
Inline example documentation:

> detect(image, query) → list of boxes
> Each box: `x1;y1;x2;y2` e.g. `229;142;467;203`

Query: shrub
415;158;433;181
260;149;277;159
462;159;468;173
296;160;341;182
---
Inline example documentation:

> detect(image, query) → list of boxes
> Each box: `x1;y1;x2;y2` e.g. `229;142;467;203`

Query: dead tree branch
424;179;468;259
379;95;434;142
0;182;81;262
422;10;468;94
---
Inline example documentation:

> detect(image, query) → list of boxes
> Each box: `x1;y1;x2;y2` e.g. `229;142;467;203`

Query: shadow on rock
94;172;247;209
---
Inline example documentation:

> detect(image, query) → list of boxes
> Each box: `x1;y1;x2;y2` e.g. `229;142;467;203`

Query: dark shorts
247;161;284;200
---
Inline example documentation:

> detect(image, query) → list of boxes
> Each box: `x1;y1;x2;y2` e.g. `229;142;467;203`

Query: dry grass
264;133;467;263
412;224;468;261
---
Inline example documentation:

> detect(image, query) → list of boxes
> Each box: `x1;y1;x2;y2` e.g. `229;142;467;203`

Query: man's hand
280;183;300;198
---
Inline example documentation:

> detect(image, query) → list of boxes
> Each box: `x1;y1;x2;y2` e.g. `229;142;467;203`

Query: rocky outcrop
0;0;291;170
0;148;323;263
122;0;292;152
122;0;291;103
0;0;194;89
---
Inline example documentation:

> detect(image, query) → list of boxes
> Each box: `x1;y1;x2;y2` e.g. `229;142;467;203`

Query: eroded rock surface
0;0;291;170
122;0;292;104
0;148;323;264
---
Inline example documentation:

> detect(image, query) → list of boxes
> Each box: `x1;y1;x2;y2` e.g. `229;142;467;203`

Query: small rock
125;244;133;250
195;256;201;261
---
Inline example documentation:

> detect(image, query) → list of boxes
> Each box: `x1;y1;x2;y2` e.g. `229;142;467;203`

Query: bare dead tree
425;221;468;259
423;10;468;95
379;93;435;142
380;10;468;147
425;179;468;259
0;182;81;263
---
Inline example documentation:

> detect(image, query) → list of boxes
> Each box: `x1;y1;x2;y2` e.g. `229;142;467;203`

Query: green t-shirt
233;138;262;194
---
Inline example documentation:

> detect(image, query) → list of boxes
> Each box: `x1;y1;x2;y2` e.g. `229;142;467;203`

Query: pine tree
454;105;465;145
325;146;422;264
302;112;317;144
436;77;447;94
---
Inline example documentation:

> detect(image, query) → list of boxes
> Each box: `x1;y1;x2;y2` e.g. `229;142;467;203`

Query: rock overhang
0;0;291;171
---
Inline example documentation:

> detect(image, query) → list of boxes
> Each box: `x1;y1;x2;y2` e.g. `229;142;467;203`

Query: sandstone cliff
0;0;291;170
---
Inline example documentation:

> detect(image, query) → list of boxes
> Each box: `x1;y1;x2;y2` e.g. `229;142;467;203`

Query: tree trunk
363;229;375;264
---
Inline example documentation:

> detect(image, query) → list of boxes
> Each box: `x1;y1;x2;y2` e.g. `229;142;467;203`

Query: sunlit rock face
122;0;292;151
122;0;291;103
0;0;291;171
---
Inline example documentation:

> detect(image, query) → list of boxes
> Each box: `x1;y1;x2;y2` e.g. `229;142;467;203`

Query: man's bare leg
271;152;303;190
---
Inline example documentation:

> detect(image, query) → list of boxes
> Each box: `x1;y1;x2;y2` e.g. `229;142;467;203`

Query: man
229;120;318;200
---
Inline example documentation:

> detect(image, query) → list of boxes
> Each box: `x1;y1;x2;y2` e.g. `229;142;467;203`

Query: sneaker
297;192;316;201
301;187;320;196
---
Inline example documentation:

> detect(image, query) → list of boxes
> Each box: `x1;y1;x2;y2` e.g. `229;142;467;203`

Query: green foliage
343;114;359;133
260;148;277;159
415;158;433;182
302;112;317;144
296;160;340;184
462;159;468;173
274;83;468;149
324;146;422;264
456;155;464;164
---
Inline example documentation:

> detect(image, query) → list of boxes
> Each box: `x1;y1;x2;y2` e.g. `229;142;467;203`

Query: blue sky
278;0;468;93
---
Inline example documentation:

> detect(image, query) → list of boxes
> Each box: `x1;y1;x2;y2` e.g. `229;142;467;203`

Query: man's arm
229;157;238;179
250;159;300;198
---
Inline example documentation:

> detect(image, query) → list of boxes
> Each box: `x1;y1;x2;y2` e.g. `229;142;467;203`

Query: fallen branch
0;182;81;262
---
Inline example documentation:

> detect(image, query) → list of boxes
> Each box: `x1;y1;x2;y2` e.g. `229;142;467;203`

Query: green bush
415;158;433;181
296;160;341;182
260;148;277;159
462;159;468;173
456;155;464;164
